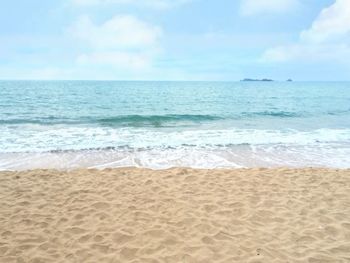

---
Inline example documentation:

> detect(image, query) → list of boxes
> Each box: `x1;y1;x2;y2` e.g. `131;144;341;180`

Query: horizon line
1;79;350;82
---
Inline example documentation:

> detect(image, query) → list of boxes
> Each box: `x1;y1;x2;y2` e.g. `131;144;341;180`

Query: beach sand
0;168;350;262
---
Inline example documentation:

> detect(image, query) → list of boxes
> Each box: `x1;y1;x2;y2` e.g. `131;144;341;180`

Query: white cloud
262;0;350;63
77;51;151;69
70;0;191;9
70;15;162;50
300;0;350;44
69;15;162;69
240;0;298;16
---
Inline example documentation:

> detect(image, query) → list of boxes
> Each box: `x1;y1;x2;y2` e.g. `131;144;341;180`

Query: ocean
1;80;350;170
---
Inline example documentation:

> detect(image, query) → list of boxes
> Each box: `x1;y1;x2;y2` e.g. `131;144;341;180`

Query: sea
1;80;350;170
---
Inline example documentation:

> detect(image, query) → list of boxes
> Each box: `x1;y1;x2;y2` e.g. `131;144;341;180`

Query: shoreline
1;168;350;262
1;167;350;174
1;166;350;172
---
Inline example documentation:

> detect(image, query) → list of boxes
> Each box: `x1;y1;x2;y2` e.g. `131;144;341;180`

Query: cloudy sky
0;0;349;80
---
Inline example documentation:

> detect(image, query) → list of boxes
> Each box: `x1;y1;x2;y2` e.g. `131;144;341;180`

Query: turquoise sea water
1;80;350;170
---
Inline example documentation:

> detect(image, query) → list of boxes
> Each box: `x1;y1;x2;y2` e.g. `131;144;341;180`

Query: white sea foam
0;125;349;170
1;125;350;153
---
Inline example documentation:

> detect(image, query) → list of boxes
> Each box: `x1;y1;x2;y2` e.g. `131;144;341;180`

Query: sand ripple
0;168;350;262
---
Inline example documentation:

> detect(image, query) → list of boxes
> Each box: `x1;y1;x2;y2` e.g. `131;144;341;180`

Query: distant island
240;78;293;82
241;78;274;82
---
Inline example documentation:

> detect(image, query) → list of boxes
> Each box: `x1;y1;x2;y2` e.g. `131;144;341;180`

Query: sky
0;0;349;81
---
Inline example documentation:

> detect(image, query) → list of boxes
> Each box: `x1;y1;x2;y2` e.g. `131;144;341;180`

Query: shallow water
1;80;350;170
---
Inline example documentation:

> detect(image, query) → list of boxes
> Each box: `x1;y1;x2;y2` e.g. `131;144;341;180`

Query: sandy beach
0;168;350;262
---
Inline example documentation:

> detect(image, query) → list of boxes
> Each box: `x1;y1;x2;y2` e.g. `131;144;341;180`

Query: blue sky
0;0;349;80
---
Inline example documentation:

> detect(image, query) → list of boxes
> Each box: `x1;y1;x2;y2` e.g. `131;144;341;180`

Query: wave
0;117;77;125
1;109;349;127
240;109;348;118
1;125;350;153
0;114;223;127
1;143;350;170
97;114;223;127
241;111;302;118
